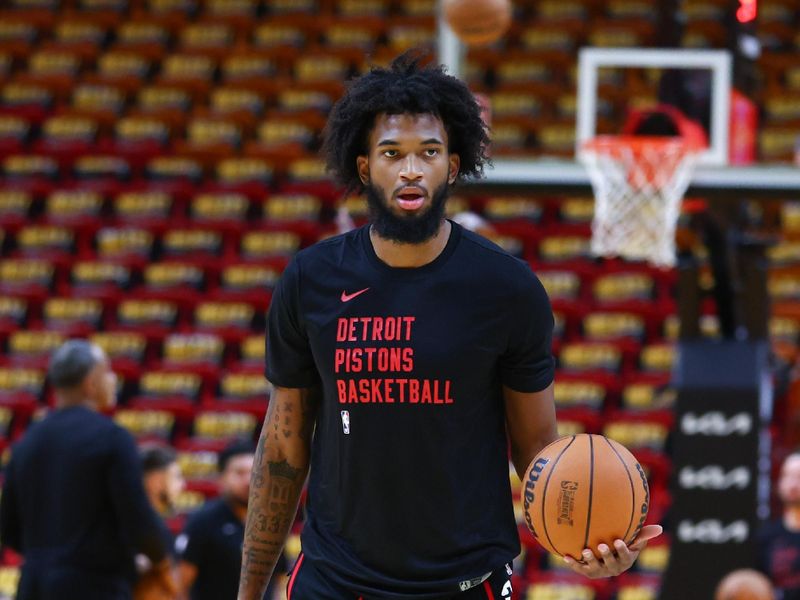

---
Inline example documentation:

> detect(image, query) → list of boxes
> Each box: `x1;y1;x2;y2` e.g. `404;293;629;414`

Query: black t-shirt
0;406;166;581
266;222;555;598
757;519;800;599
176;498;245;600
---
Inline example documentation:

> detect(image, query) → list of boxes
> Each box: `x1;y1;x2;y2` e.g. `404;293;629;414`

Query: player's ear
448;153;460;185
356;156;369;185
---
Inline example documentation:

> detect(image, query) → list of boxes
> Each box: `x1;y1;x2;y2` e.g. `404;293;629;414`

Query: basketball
715;569;775;600
442;0;512;46
522;434;649;559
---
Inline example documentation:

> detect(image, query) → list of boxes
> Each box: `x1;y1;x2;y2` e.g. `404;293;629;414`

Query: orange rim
581;135;700;156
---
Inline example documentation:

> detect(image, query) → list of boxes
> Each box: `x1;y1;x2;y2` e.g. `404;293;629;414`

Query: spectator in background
0;339;173;600
141;444;185;523
134;445;185;600
175;440;287;600
451;210;496;239
757;450;800;599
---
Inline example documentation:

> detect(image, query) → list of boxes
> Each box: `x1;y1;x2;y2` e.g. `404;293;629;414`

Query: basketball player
756;450;800;599
238;52;662;599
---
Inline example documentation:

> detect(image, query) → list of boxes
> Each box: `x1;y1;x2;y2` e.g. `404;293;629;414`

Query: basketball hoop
578;135;701;268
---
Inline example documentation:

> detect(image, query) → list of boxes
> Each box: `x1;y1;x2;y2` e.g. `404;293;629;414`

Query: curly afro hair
322;50;491;194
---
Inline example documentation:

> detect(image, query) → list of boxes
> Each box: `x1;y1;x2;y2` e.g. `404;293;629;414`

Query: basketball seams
540;435;576;557
582;434;595;552
603;436;637;544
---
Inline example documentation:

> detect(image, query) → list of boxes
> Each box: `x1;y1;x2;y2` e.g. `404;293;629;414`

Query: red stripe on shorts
483;580;496;600
286;552;305;599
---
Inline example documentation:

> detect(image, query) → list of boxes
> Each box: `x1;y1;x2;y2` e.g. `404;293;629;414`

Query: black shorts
286;554;514;600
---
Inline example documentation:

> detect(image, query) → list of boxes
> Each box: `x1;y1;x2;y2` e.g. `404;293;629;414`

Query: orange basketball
443;0;512;46
521;434;649;559
715;569;775;600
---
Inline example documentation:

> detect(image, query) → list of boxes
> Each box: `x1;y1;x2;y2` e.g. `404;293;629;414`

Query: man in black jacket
0;339;172;600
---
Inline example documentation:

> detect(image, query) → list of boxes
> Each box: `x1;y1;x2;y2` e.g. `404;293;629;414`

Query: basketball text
523;457;549;538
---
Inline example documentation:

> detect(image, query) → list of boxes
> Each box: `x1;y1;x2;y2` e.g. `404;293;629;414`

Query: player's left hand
562;524;663;579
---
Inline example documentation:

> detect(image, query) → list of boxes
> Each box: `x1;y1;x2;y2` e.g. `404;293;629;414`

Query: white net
578;136;699;268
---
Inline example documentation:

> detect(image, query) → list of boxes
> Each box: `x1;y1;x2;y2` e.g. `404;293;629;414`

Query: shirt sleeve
265;256;321;388
0;453;21;552
499;267;555;393
106;426;168;564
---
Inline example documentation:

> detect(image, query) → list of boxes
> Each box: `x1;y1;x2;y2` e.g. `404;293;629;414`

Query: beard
365;180;449;244
223;489;249;510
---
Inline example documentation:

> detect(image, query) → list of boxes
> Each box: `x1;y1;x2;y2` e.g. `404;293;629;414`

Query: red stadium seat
161;332;225;385
0;190;33;230
187;191;249;235
6;330;65;370
554;379;606;412
239;229;302;262
89;50;151;94
114;407;178;442
177;23;235;61
190;409;258;442
115;298;180;344
13;224;78;265
0;115;30;159
234;334;265;370
135;261;206;308
192;300;255;344
0;296;29;339
155;53;217;100
210;262;278;309
0;258;55;306
0;365;44;425
95;226;155;268
129;368;205;420
215;370;270;414
113;190;175;229
90;330;148;380
207;88;265;125
33;114;99;163
43;189;104;232
69;260;132;304
201;0;258;30
160;227;226;265
175;446;220;496
112;20;171;61
42;297;104;336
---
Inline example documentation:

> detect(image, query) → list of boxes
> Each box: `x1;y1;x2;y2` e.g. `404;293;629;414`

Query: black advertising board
659;341;771;600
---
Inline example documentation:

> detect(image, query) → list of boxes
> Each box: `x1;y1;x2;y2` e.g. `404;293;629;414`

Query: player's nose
399;155;423;181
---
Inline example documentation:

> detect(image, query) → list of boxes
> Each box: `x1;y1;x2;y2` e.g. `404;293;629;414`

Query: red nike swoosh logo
341;287;370;302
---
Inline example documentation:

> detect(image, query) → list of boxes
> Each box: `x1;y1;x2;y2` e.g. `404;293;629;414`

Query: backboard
576;47;732;167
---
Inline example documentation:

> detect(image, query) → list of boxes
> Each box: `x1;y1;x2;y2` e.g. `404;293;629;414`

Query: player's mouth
395;187;426;210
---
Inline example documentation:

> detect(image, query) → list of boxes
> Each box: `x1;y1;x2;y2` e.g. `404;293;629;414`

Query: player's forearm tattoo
238;388;318;599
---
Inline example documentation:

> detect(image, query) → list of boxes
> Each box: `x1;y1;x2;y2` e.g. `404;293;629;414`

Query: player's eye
424;148;440;157
382;149;398;158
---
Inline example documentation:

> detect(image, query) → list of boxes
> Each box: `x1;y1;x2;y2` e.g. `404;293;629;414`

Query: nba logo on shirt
340;410;350;434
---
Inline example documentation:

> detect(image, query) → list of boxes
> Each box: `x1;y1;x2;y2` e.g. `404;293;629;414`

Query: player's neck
784;506;800;531
369;219;451;268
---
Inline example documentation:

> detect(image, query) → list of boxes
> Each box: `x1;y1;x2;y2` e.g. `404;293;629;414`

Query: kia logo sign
681;412;752;436
678;466;751;490
677;519;749;544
